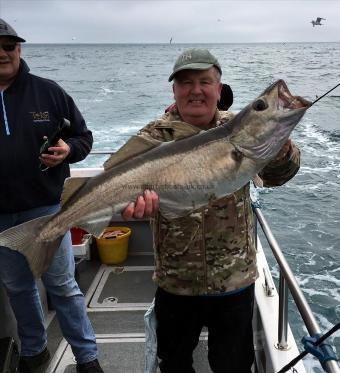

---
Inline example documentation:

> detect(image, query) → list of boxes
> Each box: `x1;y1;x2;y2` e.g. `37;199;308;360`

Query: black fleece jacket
0;59;93;213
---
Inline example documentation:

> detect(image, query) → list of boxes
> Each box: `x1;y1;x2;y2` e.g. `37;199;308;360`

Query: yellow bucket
96;226;131;264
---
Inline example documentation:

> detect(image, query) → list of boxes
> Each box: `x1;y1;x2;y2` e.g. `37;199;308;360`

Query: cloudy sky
0;0;339;44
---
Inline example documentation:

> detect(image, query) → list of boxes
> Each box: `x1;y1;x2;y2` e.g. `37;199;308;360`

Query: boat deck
46;241;215;372
0;218;307;372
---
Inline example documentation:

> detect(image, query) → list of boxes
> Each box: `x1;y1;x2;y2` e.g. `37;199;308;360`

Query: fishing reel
39;118;71;170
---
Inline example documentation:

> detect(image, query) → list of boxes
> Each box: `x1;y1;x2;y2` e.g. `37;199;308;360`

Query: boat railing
88;151;114;155
252;201;340;373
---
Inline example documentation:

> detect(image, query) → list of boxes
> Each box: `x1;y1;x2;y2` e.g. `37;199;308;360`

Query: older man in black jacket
0;19;103;373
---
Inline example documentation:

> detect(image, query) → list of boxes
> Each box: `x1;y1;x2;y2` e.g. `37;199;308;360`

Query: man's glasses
0;44;17;52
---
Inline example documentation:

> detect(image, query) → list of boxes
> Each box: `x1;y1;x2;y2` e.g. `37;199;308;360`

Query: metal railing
89;150;115;155
252;201;340;373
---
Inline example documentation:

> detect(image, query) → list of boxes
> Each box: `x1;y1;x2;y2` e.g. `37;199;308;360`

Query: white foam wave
292;181;339;191
297;122;340;158
303;288;329;297
308;274;340;287
100;86;125;95
328;266;340;274
79;98;103;103
130;120;148;125
117;123;145;134
315;314;339;344
303;356;324;373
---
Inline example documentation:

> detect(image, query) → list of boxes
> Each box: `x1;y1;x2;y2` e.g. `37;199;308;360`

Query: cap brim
12;36;26;43
168;62;214;82
0;35;26;43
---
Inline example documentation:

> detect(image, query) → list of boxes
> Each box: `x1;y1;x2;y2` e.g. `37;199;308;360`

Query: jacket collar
154;106;233;140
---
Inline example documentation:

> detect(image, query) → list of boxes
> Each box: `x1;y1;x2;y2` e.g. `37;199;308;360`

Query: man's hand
39;138;70;168
122;190;159;220
275;139;292;162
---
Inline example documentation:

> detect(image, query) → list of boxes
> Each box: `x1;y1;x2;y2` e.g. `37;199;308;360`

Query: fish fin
77;220;111;238
103;135;161;171
76;201;132;237
252;174;264;188
0;214;64;278
60;177;89;207
76;207;116;237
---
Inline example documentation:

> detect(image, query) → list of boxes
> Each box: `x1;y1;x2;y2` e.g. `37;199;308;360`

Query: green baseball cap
168;48;222;82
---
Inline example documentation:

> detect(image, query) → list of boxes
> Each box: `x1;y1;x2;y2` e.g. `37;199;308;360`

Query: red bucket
71;227;88;245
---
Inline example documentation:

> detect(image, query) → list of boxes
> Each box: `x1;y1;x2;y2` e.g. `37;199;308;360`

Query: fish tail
0;214;64;278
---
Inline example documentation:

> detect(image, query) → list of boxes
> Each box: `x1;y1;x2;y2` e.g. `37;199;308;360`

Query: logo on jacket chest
30;111;50;122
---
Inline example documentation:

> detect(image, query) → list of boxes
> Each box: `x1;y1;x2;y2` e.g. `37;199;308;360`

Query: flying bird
311;17;326;27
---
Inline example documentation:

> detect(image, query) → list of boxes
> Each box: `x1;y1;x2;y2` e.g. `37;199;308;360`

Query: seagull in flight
311;17;326;27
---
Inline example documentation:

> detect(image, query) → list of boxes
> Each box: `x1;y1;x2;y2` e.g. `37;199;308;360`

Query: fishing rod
289;82;340;109
310;82;340;106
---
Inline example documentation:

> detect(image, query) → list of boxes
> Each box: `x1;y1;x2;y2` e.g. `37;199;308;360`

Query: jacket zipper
1;91;10;135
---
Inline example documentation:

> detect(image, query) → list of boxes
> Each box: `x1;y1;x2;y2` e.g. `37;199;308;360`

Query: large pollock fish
0;80;311;278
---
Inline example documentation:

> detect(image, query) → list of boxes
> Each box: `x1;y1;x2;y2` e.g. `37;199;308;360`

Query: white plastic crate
72;234;92;260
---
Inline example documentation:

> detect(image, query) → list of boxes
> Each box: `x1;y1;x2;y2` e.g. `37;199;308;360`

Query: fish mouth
276;80;311;110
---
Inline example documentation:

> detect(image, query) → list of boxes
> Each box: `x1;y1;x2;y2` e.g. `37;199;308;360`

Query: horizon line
23;41;340;45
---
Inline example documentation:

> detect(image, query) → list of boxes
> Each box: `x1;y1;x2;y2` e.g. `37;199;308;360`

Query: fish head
229;79;311;161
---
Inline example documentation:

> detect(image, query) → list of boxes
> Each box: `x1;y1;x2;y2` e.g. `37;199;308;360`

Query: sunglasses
0;44;17;52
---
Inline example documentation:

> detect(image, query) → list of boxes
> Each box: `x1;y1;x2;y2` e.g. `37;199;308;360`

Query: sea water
22;43;339;371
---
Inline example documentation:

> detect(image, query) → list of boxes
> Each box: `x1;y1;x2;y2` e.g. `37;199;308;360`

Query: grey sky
0;0;339;43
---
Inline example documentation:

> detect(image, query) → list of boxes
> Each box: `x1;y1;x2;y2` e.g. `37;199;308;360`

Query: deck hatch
88;266;156;309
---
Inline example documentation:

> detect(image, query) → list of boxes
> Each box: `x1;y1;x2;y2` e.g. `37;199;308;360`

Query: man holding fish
121;49;301;372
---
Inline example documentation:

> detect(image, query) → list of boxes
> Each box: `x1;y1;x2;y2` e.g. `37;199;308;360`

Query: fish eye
252;99;268;111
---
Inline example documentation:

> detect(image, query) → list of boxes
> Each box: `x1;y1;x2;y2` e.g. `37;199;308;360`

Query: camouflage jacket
112;108;300;296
